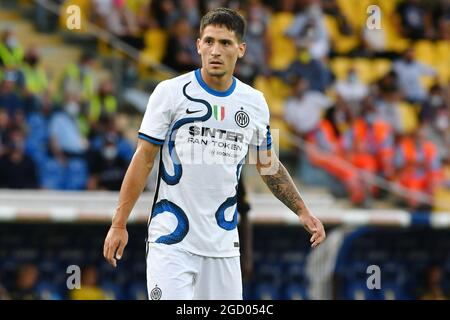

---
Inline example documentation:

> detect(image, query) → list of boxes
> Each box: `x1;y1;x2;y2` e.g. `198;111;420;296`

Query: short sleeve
249;92;272;151
138;81;174;146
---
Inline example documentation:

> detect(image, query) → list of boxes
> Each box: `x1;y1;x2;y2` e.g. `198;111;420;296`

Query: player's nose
210;43;221;56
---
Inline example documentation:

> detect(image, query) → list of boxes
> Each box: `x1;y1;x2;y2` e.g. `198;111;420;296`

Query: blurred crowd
0;264;112;300
0;28;135;191
1;0;450;210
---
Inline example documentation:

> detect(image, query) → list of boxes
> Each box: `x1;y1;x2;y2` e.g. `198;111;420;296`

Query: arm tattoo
260;161;307;216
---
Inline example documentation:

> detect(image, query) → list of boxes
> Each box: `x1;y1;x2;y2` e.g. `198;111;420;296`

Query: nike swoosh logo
186;108;202;114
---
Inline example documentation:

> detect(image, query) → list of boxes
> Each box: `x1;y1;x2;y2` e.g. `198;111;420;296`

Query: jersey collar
194;68;236;97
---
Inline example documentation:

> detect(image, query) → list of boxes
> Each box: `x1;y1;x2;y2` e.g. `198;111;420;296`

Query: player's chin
206;66;226;77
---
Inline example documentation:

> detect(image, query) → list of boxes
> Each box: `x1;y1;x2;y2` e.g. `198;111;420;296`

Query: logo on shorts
235;108;249;128
150;284;162;300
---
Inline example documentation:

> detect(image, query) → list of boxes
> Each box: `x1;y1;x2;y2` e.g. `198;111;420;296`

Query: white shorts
146;242;242;300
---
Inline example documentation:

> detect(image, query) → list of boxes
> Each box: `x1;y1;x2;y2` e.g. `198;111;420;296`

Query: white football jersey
139;69;271;257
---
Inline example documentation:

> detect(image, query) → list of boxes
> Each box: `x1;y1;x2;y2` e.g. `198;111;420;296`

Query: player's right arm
103;139;160;267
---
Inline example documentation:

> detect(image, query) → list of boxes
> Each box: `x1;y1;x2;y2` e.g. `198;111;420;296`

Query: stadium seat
414;40;434;65
379;282;407;300
242;282;253;300
397;102;419;134
253;282;280;300
283;283;308;300
267;12;296;70
36;281;64;300
434;187;450;212
141;29;168;64
101;281;122;300
254;262;283;284
377;0;397;15
63;158;88;190
117;138;134;162
39;158;65;189
330;58;352;81
344;281;378;300
353;59;374;84
128;282;147;300
372;59;391;80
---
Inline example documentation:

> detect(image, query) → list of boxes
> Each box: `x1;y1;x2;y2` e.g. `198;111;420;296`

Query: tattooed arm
256;149;326;247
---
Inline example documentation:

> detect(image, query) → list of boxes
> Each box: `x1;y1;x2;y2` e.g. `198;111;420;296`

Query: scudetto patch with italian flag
213;105;225;121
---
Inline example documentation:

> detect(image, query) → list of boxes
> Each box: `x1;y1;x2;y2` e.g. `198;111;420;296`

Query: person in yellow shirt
419;265;448;300
69;265;108;300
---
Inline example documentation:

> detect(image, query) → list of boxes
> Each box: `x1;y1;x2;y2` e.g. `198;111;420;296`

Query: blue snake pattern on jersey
161;81;212;185
215;158;245;231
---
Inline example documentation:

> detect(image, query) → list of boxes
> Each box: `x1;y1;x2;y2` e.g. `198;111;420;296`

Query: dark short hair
199;8;246;43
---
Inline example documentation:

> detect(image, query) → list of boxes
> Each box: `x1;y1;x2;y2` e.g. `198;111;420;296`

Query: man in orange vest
342;104;395;201
394;125;443;209
306;118;367;205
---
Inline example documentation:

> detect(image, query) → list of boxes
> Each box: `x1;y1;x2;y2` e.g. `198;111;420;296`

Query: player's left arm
255;148;326;248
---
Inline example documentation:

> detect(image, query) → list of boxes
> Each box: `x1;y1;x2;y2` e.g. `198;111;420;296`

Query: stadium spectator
149;0;180;29
321;0;352;36
433;0;450;40
235;0;270;84
21;47;49;114
285;0;330;60
334;67;368;113
0;72;24;117
393;47;436;103
342;100;395;181
278;44;333;93
21;47;48;97
58;52;96;104
69;265;107;300
305;117;368;205
283;75;333;137
9;264;41;300
180;0;201;29
0;127;38;189
104;0;144;50
393;125;443;209
420;84;447;124
0;282;10;300
87;132;128;191
162;16;200;73
0;108;9;156
395;0;434;40
418;265;448;300
88;79;118;125
48;94;88;162
419;84;449;160
374;76;404;134
0;29;24;68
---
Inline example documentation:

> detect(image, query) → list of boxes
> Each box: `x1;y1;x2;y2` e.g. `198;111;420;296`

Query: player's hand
299;213;326;248
103;226;128;268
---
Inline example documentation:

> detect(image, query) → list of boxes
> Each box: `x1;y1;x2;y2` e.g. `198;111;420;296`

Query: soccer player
103;7;326;300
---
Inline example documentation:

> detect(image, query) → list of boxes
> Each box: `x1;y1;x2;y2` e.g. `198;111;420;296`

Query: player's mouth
209;60;223;67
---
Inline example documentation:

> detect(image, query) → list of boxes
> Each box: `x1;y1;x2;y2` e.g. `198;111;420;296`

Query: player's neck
200;68;233;92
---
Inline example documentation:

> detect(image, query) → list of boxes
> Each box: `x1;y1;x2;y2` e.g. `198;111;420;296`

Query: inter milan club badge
150;284;162;300
235;108;249;128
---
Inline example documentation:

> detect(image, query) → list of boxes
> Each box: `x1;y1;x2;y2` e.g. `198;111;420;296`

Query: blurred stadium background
0;0;449;300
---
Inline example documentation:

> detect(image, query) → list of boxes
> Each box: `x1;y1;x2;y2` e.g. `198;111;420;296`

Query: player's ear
238;42;246;59
196;38;201;55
